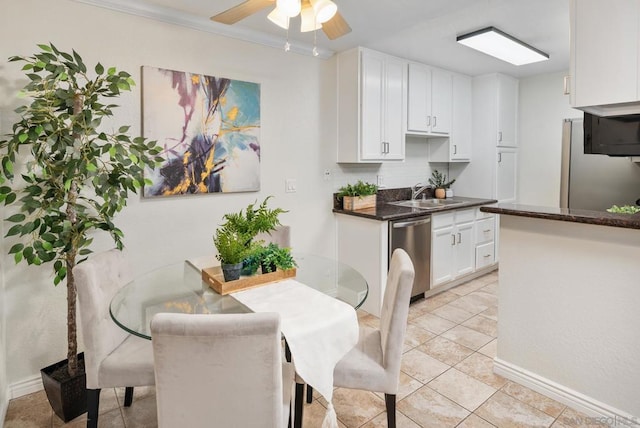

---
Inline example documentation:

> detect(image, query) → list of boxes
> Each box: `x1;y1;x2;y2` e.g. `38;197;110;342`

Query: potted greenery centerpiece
0;44;163;421
213;196;286;281
429;170;456;199
257;242;297;273
337;180;378;210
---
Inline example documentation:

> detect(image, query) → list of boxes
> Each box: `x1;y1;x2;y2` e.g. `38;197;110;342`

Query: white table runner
232;279;359;428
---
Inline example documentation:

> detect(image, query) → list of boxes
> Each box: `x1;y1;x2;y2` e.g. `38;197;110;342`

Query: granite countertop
481;203;640;230
333;187;497;221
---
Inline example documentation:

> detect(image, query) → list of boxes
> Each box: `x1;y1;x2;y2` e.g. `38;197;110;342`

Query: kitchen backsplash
332;137;452;192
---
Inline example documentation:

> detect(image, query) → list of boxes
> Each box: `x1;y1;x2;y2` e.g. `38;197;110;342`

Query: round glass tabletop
110;253;369;339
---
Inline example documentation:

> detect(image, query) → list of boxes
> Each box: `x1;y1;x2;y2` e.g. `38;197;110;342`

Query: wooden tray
202;266;296;295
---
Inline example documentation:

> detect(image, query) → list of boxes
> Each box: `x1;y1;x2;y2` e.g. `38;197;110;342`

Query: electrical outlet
377;175;385;187
285;178;297;193
323;169;331;181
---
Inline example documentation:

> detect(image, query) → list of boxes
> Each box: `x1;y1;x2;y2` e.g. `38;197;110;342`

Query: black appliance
584;112;640;156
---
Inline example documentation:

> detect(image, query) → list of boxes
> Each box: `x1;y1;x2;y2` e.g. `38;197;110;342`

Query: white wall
0;0;437;398
517;71;583;206
497;215;640;420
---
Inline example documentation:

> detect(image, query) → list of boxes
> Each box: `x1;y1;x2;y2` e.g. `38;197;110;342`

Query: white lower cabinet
475;210;496;269
431;209;475;288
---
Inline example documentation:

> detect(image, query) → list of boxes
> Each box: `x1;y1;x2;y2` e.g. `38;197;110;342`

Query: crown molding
71;0;335;59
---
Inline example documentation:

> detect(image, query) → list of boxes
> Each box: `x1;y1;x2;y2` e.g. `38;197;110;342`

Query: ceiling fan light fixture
300;4;322;32
276;0;301;18
310;0;337;23
456;26;549;66
267;7;290;29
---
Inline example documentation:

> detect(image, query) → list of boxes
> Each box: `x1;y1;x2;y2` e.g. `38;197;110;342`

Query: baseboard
0;389;7;426
9;375;43;399
494;358;639;426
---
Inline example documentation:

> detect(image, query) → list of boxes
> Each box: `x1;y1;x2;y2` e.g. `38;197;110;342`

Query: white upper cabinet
407;63;452;135
569;0;640;115
496;74;518;147
337;47;406;163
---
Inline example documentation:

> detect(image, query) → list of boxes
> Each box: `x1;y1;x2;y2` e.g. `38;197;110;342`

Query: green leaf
18;133;28;143
107;67;116;76
42;241;53;251
95;62;104;75
6;213;26;222
14;252;22;264
6;224;21;237
8;243;24;254
37;44;53;52
86;163;97;172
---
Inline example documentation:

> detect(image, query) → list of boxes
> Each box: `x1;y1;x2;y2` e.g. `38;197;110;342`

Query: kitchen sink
388;198;466;209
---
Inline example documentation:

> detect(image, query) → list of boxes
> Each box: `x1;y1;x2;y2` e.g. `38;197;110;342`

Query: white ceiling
85;0;571;78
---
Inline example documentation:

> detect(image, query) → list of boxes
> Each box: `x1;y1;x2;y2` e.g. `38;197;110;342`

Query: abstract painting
142;66;260;196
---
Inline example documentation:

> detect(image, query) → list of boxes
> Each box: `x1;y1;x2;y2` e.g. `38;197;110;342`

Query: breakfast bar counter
484;204;640;423
481;203;640;230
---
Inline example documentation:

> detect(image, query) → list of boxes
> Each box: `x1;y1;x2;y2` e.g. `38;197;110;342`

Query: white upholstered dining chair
331;248;414;428
74;249;156;428
151;312;294;428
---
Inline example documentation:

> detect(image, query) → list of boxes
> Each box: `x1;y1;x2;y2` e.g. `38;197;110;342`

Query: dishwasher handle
392;217;431;228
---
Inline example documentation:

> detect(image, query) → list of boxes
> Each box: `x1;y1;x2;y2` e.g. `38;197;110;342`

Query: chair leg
306;385;313;403
86;389;101;428
124;387;134;407
294;383;305;428
385;394;396;428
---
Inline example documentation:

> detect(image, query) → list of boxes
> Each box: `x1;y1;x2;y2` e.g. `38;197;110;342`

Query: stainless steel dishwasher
389;215;431;301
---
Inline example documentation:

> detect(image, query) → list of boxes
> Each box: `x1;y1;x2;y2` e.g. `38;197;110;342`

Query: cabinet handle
457;232;461;244
483;229;491;233
498;152;502;163
433;116;437;128
498;131;503;142
451;234;456;246
563;75;570;95
453;145;457;155
484;254;491;258
385;142;389;154
427;116;431;126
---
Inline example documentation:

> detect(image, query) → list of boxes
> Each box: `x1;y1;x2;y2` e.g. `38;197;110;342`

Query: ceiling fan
210;0;352;40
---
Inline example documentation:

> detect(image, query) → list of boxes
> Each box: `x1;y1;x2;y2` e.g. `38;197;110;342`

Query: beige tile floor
4;271;599;428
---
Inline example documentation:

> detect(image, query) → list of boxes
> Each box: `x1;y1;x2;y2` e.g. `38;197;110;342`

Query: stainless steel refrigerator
560;118;640;211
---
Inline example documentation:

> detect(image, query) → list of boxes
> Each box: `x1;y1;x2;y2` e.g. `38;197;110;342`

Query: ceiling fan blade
210;0;274;25
322;11;352;40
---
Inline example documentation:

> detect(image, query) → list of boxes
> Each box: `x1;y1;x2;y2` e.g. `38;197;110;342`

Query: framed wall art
142;66;260;196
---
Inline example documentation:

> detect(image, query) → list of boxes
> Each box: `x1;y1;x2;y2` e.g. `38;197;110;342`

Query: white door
431;69;452;135
384;57;406;160
432;226;455;286
496;148;517;202
407;63;431;133
497;74;518;147
454;221;475;277
360;50;385;160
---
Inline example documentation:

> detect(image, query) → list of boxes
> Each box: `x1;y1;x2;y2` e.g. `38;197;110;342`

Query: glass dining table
110;253;369;340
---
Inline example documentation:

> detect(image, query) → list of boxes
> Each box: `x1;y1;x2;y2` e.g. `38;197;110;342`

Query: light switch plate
285;178;297;193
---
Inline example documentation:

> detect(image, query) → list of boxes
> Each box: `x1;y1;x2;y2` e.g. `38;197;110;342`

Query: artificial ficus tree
0;43;163;377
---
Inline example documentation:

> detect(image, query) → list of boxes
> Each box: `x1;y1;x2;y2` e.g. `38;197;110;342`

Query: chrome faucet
411;182;431;200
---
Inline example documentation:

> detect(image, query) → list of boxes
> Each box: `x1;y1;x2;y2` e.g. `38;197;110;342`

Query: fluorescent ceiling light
456;26;549;66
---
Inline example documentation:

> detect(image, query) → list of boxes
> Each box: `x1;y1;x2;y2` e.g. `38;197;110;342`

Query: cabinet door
407;63;431;133
496;148;517;202
454;221;475;277
384;57;406;160
360;50;385;160
451;73;472;160
431;69;452;135
432;226;455;286
570;0;639;108
497;74;518;147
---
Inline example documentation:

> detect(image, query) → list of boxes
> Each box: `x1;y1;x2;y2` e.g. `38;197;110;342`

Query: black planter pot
40;352;88;422
221;262;243;281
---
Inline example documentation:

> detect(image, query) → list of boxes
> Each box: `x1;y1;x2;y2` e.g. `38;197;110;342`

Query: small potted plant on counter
213;226;257;281
338;180;378;210
429;170;456;199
